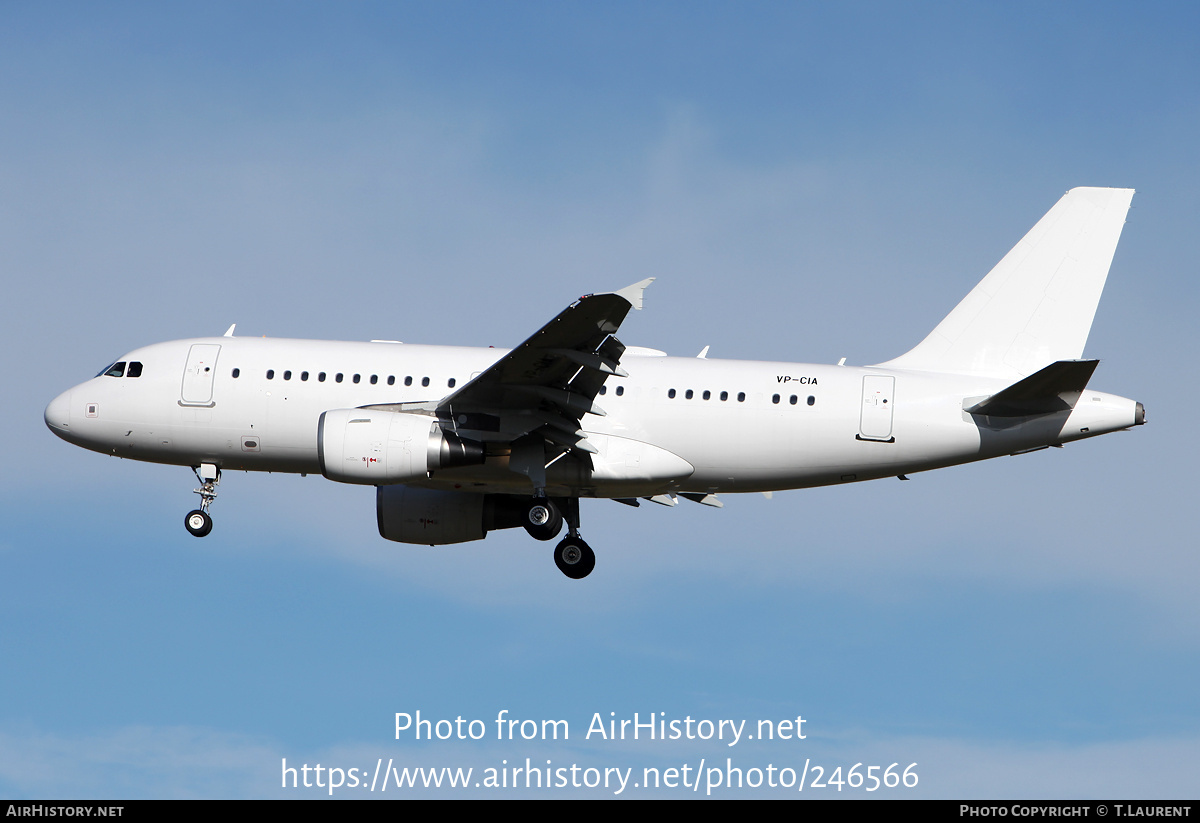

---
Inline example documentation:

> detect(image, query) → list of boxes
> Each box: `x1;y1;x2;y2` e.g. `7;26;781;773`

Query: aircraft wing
430;279;654;457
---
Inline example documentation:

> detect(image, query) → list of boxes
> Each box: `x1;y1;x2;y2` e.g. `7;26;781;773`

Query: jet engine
317;409;484;484
376;486;527;545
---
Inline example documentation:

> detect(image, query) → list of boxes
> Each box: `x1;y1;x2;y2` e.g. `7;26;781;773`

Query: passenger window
126;361;143;378
720;391;728;401
422;377;430;387
668;389;676;398
301;371;309;381
702;390;711;400
266;369;274;380
790;395;798;405
685;389;694;400
737;392;746;402
370;375;378;385
772;394;780;404
616;386;624;396
387;376;395;386
807;395;815;406
599;385;607;395
405;376;413;386
104;362;126;378
231;368;240;378
353;374;361;384
336;373;343;383
448;378;456;388
318;372;326;382
283;370;292;380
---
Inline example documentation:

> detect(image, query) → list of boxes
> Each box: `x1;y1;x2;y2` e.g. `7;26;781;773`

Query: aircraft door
859;375;895;441
181;344;221;406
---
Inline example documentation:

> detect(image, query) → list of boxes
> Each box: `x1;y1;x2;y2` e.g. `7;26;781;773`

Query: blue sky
2;1;1197;798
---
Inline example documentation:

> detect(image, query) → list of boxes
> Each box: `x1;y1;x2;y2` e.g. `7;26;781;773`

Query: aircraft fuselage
45;335;1140;498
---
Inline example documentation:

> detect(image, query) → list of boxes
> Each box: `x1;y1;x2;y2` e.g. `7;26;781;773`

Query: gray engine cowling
317;409;484;485
376;486;528;545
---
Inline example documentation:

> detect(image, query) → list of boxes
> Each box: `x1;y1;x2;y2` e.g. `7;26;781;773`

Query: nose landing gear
185;463;220;538
185;509;212;537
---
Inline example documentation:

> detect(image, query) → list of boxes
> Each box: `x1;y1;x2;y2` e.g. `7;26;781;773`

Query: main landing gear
184;463;220;538
521;497;563;541
524;495;595;579
553;535;595;580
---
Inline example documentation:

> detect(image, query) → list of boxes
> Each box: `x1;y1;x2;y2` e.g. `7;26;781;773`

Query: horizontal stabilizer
965;359;1099;417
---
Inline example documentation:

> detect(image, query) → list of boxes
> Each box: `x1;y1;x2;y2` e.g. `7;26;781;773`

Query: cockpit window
126;361;143;378
99;361;126;378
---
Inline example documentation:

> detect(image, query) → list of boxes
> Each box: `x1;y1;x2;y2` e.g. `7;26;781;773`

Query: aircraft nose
45;389;72;436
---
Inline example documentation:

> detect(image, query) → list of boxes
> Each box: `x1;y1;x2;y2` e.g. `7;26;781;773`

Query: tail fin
880;187;1134;379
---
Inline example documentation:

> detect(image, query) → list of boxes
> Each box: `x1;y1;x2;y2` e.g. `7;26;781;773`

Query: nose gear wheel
186;465;221;538
185;509;212;537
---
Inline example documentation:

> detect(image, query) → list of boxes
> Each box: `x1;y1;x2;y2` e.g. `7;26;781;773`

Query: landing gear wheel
187;464;220;538
185;509;213;537
553;537;595;579
522;497;563;541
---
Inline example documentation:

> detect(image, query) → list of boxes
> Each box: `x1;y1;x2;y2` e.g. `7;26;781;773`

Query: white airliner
45;187;1144;578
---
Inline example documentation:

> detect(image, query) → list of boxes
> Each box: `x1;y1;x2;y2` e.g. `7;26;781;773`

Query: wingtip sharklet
612;277;655;311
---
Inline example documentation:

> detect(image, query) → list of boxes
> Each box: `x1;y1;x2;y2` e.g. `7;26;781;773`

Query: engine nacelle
318;409;484;485
376;486;527;545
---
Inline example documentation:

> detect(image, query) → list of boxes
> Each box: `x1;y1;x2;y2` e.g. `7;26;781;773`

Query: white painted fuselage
44;335;1140;499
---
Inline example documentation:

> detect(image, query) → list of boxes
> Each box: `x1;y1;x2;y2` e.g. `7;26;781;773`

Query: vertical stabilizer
880;187;1134;379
